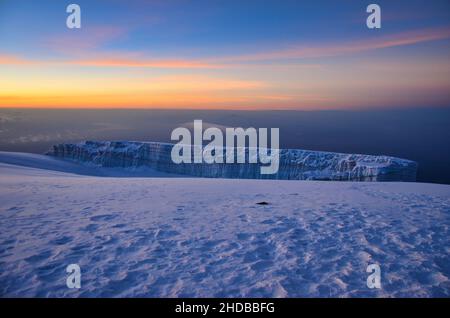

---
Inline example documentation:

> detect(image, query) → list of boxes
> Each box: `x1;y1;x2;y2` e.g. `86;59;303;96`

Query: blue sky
0;0;449;109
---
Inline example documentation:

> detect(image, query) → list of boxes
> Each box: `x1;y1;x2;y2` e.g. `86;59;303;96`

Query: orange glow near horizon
1;27;450;110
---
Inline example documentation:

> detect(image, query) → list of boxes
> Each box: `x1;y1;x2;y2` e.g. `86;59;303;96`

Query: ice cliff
46;141;418;181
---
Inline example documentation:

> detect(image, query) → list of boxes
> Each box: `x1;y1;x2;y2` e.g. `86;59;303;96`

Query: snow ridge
47;141;418;181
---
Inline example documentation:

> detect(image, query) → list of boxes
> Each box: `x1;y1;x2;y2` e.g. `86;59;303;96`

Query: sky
0;0;449;110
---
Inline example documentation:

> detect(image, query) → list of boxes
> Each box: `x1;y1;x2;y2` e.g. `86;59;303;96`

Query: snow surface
0;154;449;297
0;151;183;178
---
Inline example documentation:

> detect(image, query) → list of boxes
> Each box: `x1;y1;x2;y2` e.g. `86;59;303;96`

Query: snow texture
0;153;449;297
47;141;418;181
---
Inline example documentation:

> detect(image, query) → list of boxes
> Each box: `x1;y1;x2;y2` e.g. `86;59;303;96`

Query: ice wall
47;141;418;181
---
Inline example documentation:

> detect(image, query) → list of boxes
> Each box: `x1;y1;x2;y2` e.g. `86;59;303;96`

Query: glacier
46;141;418;181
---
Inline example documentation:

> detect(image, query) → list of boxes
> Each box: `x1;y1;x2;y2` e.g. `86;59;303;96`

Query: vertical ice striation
47;141;418;181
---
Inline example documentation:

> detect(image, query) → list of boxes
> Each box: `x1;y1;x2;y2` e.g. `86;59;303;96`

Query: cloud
2;27;449;70
68;57;220;69
0;54;34;65
180;121;230;132
7;131;81;144
0;53;219;69
63;25;450;68
141;75;266;91
209;27;450;63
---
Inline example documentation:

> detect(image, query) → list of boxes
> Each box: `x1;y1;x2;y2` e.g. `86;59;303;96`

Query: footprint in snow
90;214;117;222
